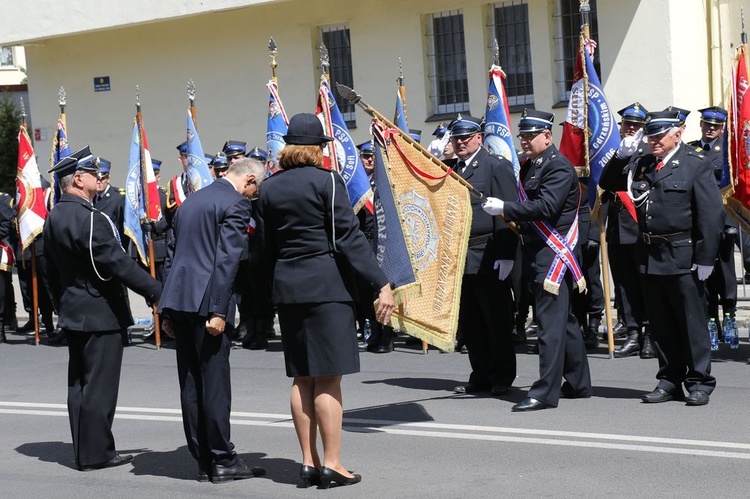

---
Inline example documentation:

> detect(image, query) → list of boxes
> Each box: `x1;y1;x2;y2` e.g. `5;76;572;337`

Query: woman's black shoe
299;465;321;488
319;466;361;489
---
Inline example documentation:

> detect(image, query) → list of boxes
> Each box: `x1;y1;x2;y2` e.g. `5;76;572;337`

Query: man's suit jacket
503;145;581;273
446;148;518;275
258;165;389;305
159;178;251;321
44;193;161;332
599;144;723;275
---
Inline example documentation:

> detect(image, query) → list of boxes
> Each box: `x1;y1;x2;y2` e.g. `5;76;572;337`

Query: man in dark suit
604;103;655;358
44;147;162;471
159;157;267;483
599;110;723;406
483;109;592;412
448;115;518;397
687;106;737;333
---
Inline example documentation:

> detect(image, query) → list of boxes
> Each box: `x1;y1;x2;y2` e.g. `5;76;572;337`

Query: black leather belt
468;234;493;246
639;231;691;245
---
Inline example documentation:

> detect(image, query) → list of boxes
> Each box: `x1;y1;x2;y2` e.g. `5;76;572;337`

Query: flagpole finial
493;39;500;66
20;96;26;118
336;82;360;105
187;79;196;102
268;37;278;67
743;7;747;44
58;86;66;107
136;85;141;105
319;44;330;75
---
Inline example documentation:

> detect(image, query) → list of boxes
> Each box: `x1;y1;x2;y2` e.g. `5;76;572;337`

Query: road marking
1;401;749;459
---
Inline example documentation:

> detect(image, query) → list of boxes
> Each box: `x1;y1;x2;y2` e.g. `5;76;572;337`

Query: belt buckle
642;233;651;245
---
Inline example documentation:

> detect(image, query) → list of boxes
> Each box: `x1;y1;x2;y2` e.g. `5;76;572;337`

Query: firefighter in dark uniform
355;141;394;353
93;158;125;237
687;106;737;332
165;142;192;222
146;159;169;283
0;191;15;343
599;110;723;406
44;149;161;471
604;103;655;358
447;115;518;397
484;109;592;411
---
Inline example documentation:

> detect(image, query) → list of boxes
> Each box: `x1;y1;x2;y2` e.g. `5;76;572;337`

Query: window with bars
0;47;14;67
426;10;470;116
319;24;355;123
491;1;534;108
555;0;601;102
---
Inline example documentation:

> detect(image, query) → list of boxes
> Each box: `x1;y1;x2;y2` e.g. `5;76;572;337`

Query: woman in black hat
258;113;394;488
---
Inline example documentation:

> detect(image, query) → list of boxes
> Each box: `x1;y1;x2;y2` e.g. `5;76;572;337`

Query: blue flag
372;141;417;289
266;80;288;175
52;117;71;204
124;122;147;264
316;79;372;213
484;66;520;180
185;111;214;192
584;48;619;208
394;90;409;133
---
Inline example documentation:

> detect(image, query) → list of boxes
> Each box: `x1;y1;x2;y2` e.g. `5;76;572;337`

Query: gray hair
227;157;266;185
58;172;75;191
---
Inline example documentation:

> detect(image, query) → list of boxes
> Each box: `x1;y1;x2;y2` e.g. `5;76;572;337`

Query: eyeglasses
450;133;478;142
516;132;543;141
76;170;98;179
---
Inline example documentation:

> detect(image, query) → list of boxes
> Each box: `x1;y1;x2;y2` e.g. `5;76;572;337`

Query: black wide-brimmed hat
283;113;333;145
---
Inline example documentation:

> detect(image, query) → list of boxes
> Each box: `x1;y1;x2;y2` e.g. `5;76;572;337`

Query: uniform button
647;216;652;220
650;187;655;190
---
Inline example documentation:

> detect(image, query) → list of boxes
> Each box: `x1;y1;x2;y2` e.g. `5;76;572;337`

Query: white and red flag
16;127;48;251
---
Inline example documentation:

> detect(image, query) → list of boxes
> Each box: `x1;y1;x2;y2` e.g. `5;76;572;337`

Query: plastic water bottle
364;319;372;345
708;318;719;351
728;317;739;349
722;314;732;343
134;317;153;326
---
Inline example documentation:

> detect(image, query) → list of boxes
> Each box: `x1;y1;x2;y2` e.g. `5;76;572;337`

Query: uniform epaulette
118;187;125;196
685;148;704;159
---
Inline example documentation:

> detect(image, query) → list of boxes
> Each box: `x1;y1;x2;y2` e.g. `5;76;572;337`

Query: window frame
318;23;356;125
426;9;470;118
489;1;535;111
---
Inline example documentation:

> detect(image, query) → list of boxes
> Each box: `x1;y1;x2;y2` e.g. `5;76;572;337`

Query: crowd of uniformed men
0;101;745;414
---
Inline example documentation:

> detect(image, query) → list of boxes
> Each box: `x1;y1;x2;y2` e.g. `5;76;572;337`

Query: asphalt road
2;290;750;498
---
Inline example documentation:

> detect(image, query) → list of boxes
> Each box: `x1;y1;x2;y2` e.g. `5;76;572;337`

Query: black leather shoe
614;331;640;358
47;328;67;346
524;321;538;337
367;341;394;353
583;327;599;350
613;321;628;338
78;454;133;471
512;325;527;345
529;343;539;354
685;390;710;406
640;335;656;359
17;320;33;334
560;381;592;399
211;458;265;483
198;466;210;482
491;384;510;396
453;383;488;394
641;387;683;403
319;466;361;489
299;465;321;488
512;397;548;412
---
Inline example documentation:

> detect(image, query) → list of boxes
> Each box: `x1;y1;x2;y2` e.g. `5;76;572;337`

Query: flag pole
318;43;340;170
136;87;161;348
20;99;41;346
397;57;408;123
187;79;197;130
269;37;278;84
579;0;614;356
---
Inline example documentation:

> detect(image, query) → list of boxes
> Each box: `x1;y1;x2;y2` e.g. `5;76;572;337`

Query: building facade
0;0;746;185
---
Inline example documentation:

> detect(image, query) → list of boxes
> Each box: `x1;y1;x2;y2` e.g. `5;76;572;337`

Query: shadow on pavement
361;377;458;391
16;441;76;470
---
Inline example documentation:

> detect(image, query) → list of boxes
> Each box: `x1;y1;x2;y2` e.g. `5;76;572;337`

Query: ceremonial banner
727;45;750;230
124;120;160;265
582;45;618;209
266;80;288;175
50;117;71;205
559;35;588;173
316;78;372;213
16;127;48;251
484;65;520;179
371;120;471;351
185;110;214;192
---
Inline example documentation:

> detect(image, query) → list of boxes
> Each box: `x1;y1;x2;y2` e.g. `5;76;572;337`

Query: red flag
139;126;161;221
559;35;587;169
16;127;48;251
728;45;750;230
315;81;337;171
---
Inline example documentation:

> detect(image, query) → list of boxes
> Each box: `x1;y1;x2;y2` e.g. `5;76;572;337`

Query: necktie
458;161;466;174
655;159;664;172
703;142;711;151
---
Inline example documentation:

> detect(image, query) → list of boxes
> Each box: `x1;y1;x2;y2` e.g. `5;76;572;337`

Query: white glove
691;263;714;281
616;129;644;159
493;259;514;281
482;197;504;216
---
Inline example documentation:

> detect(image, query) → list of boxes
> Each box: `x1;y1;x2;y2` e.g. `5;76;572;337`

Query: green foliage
0;94;20;194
